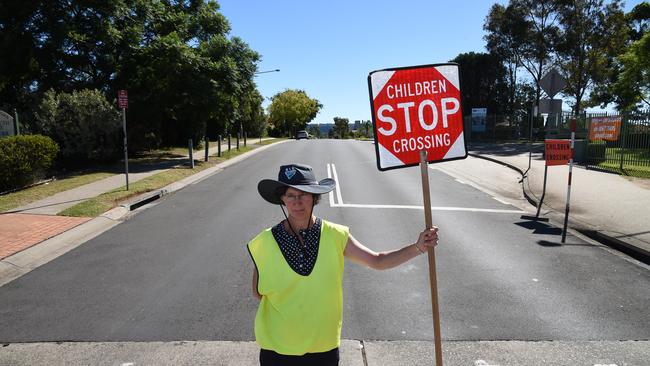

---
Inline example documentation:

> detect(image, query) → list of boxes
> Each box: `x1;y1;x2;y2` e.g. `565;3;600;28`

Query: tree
33;89;121;164
501;0;561;106
628;1;650;41
332;117;350;139
234;87;266;138
267;89;322;137
556;0;628;115
362;120;373;138
451;52;510;115
611;32;650;110
592;2;649;110
484;3;530;114
0;0;262;149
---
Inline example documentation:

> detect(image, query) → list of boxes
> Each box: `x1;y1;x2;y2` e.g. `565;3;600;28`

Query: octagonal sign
368;63;467;171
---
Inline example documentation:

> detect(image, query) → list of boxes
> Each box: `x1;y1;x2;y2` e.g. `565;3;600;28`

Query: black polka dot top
271;217;322;276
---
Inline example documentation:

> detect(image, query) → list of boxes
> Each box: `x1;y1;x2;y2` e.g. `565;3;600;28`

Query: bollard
204;135;209;162
218;135;222;157
244;132;247;147
228;134;231;151
237;132;240;150
188;139;194;169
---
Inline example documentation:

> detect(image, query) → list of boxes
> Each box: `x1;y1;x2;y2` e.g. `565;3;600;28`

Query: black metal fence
463;113;532;142
464;110;650;178
584;111;650;178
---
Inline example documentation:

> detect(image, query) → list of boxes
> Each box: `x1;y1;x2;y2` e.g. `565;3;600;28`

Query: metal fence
463;113;531;142
464;110;650;178
584;111;650;178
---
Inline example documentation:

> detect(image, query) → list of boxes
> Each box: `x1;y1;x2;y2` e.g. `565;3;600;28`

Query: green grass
58;161;220;217
3;138;283;216
0;172;115;212
257;137;287;145
595;148;650;178
57;140;285;217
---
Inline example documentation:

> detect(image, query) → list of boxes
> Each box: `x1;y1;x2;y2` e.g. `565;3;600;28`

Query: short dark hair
276;186;321;205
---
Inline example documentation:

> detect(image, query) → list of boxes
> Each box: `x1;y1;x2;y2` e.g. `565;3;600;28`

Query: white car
296;130;309;140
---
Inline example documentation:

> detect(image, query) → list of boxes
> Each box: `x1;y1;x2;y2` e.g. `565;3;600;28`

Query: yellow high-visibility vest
247;220;349;355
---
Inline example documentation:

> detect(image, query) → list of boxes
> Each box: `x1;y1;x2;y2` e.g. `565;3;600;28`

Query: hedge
0;135;59;192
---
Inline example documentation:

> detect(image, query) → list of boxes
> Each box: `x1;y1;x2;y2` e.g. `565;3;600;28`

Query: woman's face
281;187;314;219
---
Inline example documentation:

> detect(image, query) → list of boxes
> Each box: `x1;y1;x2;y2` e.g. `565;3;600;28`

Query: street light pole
255;69;280;75
253;69;280;141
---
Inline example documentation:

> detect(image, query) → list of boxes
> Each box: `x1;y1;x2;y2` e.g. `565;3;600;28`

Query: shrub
33;89;121;164
587;140;607;164
0;135;59;192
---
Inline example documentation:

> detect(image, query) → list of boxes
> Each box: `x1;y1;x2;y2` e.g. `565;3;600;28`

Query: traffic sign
368;63;467;171
118;90;128;109
539;69;566;98
545;139;571;166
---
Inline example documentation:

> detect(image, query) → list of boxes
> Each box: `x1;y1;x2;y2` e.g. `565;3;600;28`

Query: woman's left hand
416;226;439;252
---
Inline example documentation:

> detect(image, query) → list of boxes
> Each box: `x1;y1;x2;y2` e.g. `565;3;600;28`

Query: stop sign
368;63;467;171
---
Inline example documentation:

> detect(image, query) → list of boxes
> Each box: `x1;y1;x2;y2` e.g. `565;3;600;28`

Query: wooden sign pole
419;150;443;365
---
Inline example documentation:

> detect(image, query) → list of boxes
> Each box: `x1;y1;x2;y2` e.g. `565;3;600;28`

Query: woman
248;164;438;366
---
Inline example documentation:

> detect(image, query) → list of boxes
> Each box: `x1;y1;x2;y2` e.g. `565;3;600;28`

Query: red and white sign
368;63;467;171
589;116;621;141
118;90;128;109
545;139;571;166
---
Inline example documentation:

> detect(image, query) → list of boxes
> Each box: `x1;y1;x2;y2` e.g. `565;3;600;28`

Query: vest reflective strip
248;220;349;355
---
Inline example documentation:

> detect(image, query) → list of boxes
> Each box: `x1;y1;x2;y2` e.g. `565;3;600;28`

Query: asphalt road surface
1;140;648;348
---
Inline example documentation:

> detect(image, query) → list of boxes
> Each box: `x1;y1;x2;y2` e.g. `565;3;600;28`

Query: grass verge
3;138;282;216
58;142;271;217
0;172;115;213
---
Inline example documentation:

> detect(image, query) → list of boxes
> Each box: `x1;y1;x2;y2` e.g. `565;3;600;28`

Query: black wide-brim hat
258;164;336;205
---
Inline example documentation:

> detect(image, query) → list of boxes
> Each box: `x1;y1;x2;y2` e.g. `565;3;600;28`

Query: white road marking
492;196;510;205
326;163;524;214
333;203;524;214
327;164;336;206
475;360;499;366
331;163;344;205
455;178;467;184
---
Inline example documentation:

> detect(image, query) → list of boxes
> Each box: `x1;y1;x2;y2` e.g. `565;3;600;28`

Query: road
1;140;649;363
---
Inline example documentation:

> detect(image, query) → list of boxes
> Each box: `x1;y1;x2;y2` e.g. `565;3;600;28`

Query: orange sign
589;117;621;141
545;139;571;166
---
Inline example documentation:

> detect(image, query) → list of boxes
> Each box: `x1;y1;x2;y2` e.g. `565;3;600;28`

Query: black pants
259;347;339;366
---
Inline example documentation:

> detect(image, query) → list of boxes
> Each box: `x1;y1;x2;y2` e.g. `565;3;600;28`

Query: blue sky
218;0;643;124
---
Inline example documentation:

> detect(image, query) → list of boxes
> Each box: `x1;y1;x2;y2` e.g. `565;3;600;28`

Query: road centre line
326;163;524;213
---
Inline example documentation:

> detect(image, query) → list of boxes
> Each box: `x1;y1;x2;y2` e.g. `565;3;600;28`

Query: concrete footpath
463;142;649;260
1;340;648;365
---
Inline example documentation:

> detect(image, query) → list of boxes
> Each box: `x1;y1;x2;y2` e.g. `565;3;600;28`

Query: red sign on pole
368;63;467;171
118;90;128;109
545;139;571;166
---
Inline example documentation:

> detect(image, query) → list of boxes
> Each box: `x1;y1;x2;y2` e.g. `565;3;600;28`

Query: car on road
296;130;309;140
